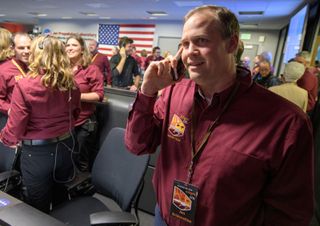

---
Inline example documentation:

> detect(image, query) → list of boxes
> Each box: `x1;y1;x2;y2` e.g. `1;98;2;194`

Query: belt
22;132;71;146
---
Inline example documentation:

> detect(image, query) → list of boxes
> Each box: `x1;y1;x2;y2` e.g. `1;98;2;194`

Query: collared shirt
125;66;313;226
0;58;28;114
297;68;318;112
0;75;81;146
269;83;308;112
253;72;282;88
110;54;140;88
73;64;104;126
91;52;112;85
145;55;164;70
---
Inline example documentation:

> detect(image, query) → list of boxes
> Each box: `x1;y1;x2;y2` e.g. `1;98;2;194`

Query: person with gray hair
125;4;313;226
269;61;308;112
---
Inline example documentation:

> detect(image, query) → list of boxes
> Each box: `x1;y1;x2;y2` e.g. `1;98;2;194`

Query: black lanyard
187;81;240;183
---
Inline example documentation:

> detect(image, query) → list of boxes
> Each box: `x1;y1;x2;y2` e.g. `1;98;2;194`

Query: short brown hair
184;5;239;40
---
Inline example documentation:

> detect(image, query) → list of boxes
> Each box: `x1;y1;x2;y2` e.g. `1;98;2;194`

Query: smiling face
14;34;31;64
180;10;236;88
88;39;98;54
65;38;82;62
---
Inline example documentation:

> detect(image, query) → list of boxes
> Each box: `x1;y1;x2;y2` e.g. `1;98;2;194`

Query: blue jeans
154;204;167;226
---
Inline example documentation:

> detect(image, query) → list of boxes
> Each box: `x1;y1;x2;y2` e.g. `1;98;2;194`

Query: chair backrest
92;127;149;212
0;143;16;172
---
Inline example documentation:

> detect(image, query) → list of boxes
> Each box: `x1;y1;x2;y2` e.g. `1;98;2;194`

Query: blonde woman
65;34;104;172
0;28;14;63
0;35;81;213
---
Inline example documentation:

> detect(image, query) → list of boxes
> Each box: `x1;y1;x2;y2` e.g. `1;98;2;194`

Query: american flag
98;24;155;58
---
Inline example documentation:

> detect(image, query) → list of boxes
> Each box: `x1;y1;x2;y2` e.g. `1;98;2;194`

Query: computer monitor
283;5;308;63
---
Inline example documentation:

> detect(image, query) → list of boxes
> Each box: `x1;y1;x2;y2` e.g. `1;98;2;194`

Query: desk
0;191;66;226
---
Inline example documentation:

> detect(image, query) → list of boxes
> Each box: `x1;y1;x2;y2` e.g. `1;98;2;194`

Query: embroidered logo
172;186;192;211
15;75;24;81
168;114;186;138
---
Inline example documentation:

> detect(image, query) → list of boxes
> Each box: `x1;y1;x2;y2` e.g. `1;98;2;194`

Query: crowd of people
0;3;319;226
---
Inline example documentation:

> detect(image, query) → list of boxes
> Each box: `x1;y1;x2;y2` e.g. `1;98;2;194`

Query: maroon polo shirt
145;55;164;70
0;58;28;114
0;75;81;146
73;64;104;126
125;67;313;225
297;67;318;112
91;52;111;85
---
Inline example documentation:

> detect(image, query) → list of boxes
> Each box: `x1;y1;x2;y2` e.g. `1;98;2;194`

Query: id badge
170;180;199;225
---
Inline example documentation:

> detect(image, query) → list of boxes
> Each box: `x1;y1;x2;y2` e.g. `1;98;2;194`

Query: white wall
240;29;280;72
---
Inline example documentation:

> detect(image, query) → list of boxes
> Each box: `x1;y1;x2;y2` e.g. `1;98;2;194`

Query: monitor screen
283;5;308;63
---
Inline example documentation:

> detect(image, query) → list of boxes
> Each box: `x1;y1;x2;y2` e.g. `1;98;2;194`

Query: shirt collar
195;65;252;108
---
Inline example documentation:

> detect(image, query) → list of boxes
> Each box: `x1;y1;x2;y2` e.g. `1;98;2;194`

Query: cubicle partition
96;87;158;214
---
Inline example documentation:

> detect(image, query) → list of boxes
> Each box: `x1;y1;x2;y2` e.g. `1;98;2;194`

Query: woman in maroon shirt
65;34;104;172
0;28;14;129
0;35;81;213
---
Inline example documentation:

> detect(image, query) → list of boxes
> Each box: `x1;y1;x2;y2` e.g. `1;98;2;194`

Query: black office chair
50;127;150;226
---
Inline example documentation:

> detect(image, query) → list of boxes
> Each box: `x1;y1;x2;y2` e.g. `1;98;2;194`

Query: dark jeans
0;113;8;130
74;115;99;172
20;136;75;213
155;204;167;226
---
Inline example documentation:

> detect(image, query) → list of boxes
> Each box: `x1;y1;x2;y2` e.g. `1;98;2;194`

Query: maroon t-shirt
125;67;313;225
0;58;28;114
0;75;81;146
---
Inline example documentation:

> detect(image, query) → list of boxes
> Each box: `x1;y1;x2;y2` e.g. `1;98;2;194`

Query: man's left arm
263;117;314;225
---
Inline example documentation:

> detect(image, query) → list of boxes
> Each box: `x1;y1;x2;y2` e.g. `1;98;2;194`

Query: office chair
50;127;150;226
0;143;20;192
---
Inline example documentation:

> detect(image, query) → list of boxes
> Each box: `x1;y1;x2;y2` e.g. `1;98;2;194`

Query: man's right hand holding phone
141;48;184;97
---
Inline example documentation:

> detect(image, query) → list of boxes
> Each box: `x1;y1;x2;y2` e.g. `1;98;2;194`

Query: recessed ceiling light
86;3;109;8
99;16;111;19
0;14;6;17
61;16;72;19
149;16;157;20
28;12;47;17
80;12;98;17
238;11;264;15
174;1;203;7
146;11;168;16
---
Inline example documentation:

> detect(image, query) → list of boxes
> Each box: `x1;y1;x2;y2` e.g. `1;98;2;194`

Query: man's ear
227;34;239;53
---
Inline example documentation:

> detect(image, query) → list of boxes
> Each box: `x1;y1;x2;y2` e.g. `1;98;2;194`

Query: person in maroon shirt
145;46;164;70
0;28;14;64
87;39;112;86
295;52;318;113
0;35;81;213
125;5;313;226
66;34;104;172
0;32;31;129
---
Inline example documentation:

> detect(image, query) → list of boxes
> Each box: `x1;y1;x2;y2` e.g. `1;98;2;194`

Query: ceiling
0;0;313;29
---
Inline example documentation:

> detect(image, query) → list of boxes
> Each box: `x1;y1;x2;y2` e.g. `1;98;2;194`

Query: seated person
253;60;281;88
269;61;308;112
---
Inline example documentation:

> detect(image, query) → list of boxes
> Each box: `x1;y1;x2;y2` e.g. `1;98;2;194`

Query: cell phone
171;50;185;81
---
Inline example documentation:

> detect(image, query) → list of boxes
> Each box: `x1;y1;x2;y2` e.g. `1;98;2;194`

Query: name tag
170;180;198;225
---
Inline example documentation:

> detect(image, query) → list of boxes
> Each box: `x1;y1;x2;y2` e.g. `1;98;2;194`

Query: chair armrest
64;171;91;191
0;170;20;182
90;211;138;225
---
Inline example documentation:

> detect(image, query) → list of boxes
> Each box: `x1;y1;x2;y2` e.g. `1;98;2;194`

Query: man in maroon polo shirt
0;32;31;128
125;5;313;226
145;46;164;70
295;51;318;113
87;39;111;86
